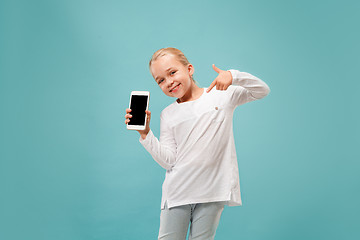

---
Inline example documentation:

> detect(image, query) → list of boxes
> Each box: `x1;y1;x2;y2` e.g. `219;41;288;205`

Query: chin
168;89;180;97
173;91;185;99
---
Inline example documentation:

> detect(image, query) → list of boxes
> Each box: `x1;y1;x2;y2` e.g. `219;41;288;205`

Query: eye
170;71;176;75
158;79;164;84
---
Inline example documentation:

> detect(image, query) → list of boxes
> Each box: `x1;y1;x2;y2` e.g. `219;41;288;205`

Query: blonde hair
149;47;195;82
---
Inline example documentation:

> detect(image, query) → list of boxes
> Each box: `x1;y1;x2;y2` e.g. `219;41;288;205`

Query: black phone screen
128;95;148;125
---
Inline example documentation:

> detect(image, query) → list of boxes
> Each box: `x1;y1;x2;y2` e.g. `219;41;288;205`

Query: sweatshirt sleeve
228;69;270;106
139;112;177;171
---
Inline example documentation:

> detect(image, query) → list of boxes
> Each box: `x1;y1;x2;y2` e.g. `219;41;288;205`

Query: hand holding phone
126;91;150;134
125;108;151;139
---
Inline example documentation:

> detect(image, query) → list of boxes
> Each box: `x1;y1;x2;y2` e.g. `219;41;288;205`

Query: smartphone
127;91;150;130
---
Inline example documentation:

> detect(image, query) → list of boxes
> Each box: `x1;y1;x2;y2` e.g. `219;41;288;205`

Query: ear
188;64;194;76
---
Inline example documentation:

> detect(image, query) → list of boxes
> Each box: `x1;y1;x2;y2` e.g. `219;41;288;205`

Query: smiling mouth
170;84;180;92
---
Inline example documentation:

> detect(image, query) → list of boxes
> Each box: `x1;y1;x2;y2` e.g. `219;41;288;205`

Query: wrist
140;129;150;140
227;70;233;82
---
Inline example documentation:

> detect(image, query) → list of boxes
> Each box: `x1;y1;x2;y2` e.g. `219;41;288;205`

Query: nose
167;78;174;87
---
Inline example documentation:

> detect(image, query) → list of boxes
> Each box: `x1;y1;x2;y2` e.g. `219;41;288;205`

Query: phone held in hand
127;91;150;130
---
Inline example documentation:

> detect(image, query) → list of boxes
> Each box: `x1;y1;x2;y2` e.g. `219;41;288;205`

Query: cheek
160;85;169;94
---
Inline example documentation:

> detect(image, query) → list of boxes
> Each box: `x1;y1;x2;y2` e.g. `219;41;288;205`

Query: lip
170;84;180;93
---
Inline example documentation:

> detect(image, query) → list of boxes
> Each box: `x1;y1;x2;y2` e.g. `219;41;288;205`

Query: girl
125;47;270;240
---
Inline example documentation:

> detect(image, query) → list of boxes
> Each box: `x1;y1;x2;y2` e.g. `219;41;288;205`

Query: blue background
1;0;359;239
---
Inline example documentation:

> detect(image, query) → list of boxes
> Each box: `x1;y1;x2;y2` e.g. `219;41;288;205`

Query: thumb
212;64;221;73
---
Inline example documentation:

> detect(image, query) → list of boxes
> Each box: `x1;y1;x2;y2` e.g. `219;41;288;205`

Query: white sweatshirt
140;70;270;209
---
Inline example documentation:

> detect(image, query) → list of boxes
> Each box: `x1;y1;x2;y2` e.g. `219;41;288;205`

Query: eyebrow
155;67;173;81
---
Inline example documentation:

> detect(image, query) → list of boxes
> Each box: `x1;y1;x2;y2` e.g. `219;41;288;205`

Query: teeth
171;84;179;92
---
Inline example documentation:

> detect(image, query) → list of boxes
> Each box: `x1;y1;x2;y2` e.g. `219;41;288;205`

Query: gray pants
158;201;225;240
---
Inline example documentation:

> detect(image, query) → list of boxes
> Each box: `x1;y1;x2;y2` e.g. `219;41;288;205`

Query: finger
207;80;217;93
215;82;221;90
125;114;132;119
125;119;130;124
219;83;224;90
212;64;222;73
145;110;151;120
126;108;132;113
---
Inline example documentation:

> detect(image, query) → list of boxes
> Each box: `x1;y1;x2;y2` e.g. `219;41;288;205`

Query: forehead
151;54;183;74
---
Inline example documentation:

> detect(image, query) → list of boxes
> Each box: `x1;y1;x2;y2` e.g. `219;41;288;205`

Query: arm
228;69;270;106
206;65;270;106
139;112;177;170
